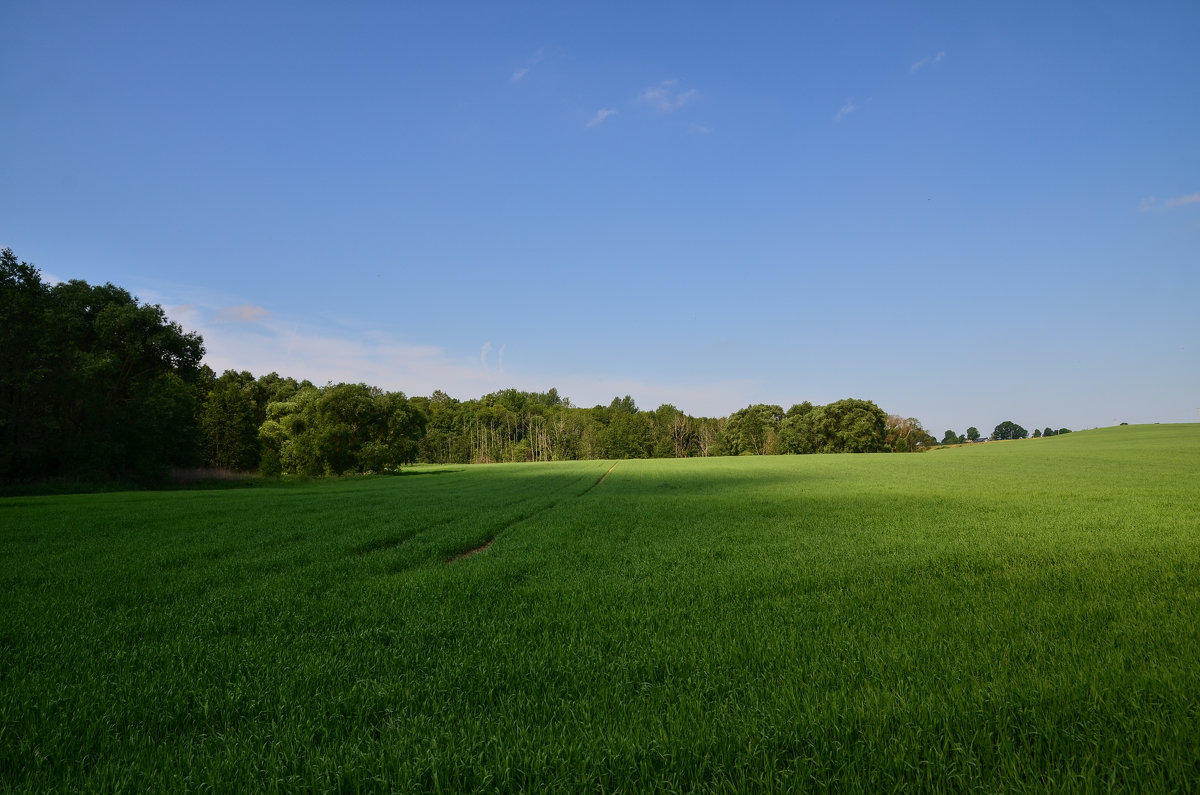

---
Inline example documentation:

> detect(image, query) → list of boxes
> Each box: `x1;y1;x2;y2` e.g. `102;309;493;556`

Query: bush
259;449;283;478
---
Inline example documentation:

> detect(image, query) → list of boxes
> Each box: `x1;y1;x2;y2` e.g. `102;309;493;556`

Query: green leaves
725;404;784;455
1;251;204;482
201;380;261;470
779;398;888;454
992;420;1029;441
264;383;428;476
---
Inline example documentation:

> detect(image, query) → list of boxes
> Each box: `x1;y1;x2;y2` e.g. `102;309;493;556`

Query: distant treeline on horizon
2;249;1062;484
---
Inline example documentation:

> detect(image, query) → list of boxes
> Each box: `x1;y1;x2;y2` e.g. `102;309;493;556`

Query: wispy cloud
214;304;270;323
910;51;946;73
687;123;712;135
510;48;546;83
586;108;618;128
640;79;698;112
173;303;509;398
1140;192;1200;211
167;295;763;417
1165;192;1200;208
834;100;859;122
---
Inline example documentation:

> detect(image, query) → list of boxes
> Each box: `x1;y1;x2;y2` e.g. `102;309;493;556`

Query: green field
2;425;1198;792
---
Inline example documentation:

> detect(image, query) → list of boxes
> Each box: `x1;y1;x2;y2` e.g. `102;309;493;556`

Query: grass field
2;425;1198;792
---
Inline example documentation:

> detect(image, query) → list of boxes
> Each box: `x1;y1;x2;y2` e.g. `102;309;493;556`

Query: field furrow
2;426;1198;792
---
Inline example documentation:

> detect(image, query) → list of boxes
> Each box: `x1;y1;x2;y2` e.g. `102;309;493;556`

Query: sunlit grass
2;426;1198;791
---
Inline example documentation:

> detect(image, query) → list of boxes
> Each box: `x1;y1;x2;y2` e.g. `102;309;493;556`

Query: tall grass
2;426;1197;791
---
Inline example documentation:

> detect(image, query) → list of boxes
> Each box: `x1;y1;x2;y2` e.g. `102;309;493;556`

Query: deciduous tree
0;249;205;481
725;404;784;455
885;415;936;452
992;421;1028;441
813;399;888;453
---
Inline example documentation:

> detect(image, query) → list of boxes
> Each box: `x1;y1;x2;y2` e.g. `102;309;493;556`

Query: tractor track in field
583;462;619;494
449;462;617;563
449;538;494;562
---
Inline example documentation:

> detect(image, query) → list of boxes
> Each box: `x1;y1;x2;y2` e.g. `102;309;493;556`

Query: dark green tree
1;250;205;481
54;279;205;478
365;390;427;470
262;383;427;475
610;395;638;414
725;404;784;455
651;404;694;458
0;248;54;478
966;427;981;442
414;389;467;464
200;378;261;470
779;402;818;454
601;408;653;459
812;398;887;453
258;372;310;409
992;421;1028;441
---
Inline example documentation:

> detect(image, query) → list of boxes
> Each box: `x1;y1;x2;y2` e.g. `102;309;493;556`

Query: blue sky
4;1;1198;434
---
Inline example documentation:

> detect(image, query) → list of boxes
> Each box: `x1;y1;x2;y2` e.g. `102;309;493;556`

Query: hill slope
2;425;1198;790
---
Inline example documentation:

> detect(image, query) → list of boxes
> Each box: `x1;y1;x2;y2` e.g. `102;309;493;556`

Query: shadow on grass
0;465;469;498
379;467;465;477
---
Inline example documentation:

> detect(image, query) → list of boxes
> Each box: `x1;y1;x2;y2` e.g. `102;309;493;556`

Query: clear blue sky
4;1;1198;434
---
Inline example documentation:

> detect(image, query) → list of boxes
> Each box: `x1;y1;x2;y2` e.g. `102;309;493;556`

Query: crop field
2;424;1198;792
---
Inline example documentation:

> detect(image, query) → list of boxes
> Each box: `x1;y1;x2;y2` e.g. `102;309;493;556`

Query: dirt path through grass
450;461;617;562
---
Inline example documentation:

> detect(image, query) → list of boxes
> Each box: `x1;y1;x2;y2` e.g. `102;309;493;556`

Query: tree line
2;249;204;481
4;250;1065;483
940;421;1071;445
182;377;934;477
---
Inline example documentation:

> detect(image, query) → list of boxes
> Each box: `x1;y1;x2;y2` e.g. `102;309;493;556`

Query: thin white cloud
166;296;766;416
687;123;712;134
214;304;270;323
510;48;546;83
640;79;698;112
910;51;946;73
176;307;507;397
1139;192;1200;211
834;100;858;122
586;108;618;128
1165;192;1200;208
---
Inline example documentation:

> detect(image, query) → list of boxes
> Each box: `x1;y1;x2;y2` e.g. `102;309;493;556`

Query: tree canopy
2;249;205;481
2;250;993;483
992;421;1029;441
